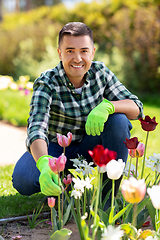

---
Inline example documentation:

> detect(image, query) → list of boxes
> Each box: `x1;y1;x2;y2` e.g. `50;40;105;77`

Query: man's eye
67;50;73;53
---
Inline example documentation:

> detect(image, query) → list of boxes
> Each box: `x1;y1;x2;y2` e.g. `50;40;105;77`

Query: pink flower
57;132;73;148
128;142;145;158
49;153;67;174
63;174;72;185
12;236;22;240
48;197;56;208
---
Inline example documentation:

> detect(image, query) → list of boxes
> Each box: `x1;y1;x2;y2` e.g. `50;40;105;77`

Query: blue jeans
12;113;132;203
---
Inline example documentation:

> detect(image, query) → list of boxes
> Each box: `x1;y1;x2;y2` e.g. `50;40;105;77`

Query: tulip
124;137;139;149
147;185;160;209
139;115;158;132
128;142;145;158
48;197;56;208
63;174;72;185
139;115;158;179
57;132;73;148
48;153;67;174
88;145;117;167
106;159;125;180
121;177;146;203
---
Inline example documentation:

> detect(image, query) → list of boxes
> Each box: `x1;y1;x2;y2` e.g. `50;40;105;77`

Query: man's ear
92;46;96;60
57;47;62;60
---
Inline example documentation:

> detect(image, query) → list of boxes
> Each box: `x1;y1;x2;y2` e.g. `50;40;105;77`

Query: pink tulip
121;177;146;203
128;142;145;158
48;197;56;208
48;153;67;174
57;132;73;148
63;174;72;185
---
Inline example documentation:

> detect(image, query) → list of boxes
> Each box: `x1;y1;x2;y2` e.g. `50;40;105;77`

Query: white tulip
147;185;160;209
106;159;125;180
101;225;124;240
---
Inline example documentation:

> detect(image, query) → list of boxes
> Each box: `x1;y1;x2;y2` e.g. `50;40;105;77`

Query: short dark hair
58;22;94;46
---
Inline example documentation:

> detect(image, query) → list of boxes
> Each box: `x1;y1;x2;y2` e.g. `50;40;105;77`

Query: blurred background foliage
0;0;159;93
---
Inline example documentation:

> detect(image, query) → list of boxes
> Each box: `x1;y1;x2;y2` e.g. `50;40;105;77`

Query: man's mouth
71;65;83;68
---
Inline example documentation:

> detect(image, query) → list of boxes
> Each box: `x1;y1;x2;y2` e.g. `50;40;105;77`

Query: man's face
57;35;95;87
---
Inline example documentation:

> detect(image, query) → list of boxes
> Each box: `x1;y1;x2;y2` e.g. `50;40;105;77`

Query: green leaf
121;223;137;240
50;228;72;240
51;207;58;232
146;198;156;230
112;203;132;223
98;209;109;226
63;199;72;226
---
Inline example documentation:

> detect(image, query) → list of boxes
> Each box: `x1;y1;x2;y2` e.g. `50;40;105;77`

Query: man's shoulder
90;61;110;74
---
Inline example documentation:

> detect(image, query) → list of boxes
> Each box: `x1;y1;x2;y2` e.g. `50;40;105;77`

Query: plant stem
156;209;160;234
128;156;132;179
141;131;149;179
58;172;62;230
132;203;137;228
136;157;138;179
92;171;100;240
110;179;115;225
51;208;54;233
83;187;86;215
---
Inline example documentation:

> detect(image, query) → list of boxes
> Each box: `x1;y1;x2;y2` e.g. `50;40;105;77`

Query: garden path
0;121;27;166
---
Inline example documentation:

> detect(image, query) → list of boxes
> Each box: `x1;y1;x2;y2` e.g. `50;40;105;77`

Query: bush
0;1;159;92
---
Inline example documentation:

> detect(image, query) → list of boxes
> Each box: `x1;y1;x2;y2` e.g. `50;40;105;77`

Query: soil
0;218;80;240
0;216;153;240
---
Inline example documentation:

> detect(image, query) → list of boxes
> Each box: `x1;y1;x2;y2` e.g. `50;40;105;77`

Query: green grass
0;165;50;219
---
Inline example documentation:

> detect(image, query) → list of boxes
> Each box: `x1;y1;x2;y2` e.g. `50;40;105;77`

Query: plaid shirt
26;61;143;151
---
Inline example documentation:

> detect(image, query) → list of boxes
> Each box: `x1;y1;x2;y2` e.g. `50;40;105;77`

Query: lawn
0;89;160;219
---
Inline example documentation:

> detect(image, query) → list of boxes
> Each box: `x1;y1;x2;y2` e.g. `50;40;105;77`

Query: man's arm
30;139;48;162
111;99;140;120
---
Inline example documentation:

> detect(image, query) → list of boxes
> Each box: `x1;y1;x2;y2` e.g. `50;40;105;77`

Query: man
12;22;143;208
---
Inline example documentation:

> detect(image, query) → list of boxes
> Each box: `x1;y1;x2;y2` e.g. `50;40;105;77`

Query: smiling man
12;22;143;209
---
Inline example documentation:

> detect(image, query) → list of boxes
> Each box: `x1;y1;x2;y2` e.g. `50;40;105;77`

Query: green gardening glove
85;99;115;136
36;155;62;196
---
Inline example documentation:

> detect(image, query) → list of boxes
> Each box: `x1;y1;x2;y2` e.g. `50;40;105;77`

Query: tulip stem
141;131;149;179
136;157;138;179
93;172;100;240
111;179;115;225
132;203;137;228
128;156;132;179
156;209;160;234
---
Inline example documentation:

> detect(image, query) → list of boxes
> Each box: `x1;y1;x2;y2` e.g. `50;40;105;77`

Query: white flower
147;185;160;209
123;162;139;177
83;176;94;189
70;157;82;168
101;225;124;240
71;189;82;199
146;153;160;173
79;160;95;175
106;159;125;180
72;177;85;193
97;165;107;173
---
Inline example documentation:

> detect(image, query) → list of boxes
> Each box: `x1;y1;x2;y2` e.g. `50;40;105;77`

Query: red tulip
88;145;117;167
48;197;56;208
139;115;158;131
57;132;73;148
48;153;67;174
124;137;139;149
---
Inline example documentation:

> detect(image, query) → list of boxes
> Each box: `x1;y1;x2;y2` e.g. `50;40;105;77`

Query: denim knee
12;152;40;196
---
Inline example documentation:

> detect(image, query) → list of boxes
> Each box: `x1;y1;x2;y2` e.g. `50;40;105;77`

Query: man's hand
85;99;115;136
36;155;62;196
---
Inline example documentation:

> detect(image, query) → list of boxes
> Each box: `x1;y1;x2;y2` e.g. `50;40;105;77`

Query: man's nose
74;52;82;62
